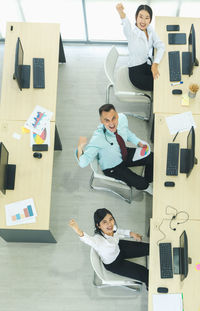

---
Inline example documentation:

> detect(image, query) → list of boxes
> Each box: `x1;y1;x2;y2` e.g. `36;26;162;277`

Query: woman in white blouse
69;208;149;289
116;3;165;91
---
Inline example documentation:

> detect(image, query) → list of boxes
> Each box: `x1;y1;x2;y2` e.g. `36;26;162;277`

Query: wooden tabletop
0;22;60;121
0;120;55;230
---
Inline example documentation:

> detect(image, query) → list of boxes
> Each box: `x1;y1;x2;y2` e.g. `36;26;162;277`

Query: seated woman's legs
129;63;153;91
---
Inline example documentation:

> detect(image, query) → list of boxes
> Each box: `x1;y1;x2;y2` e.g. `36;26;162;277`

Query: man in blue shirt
76;104;153;195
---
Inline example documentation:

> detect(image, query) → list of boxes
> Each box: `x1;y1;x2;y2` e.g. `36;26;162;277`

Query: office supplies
168;33;186;44
172;89;182;95
159;242;173;278
164;181;175;187
32;144;48;151
168;51;181;82
13;37;30;90
166;25;180;31
165;111;196;135
24;105;53;135
5;198;37;226
153;293;183;311
157;287;168;293
33;58;45;88
171;81;183;86
166;143;179;176
33;152;42;159
173;131;179;142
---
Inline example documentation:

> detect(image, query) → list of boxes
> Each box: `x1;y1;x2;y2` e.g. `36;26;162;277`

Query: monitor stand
6;164;16;190
21;65;31;88
180;148;190;173
194;58;199;66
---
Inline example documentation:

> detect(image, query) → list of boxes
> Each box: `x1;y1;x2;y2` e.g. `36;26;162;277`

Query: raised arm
116;3;126;19
77;136;87;160
69;219;84;237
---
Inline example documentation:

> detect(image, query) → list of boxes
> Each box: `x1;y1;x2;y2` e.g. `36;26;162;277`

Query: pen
171;81;183;86
173;131;179;142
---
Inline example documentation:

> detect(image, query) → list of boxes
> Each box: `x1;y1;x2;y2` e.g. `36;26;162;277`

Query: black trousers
104;240;149;288
129;62;153;91
103;148;153;190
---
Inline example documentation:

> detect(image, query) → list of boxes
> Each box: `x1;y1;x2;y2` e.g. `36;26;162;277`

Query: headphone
166;206;189;231
103;128;113;145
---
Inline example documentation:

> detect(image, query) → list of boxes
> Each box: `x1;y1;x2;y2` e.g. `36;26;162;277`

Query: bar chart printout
5;198;37;226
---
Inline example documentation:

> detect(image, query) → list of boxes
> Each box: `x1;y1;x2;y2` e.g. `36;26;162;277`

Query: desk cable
156;206;189;245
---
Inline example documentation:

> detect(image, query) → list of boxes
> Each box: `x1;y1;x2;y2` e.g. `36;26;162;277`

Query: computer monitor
0;142;16;195
188;24;199;76
13;37;30;90
179;230;189;281
13;37;24;91
173;230;191;281
187;126;197;177
0;142;9;195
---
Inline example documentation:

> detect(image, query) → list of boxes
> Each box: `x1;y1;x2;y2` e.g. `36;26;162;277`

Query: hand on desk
151;63;160;79
130;231;142;241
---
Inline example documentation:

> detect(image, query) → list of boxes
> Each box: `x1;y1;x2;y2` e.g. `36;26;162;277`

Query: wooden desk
0;22;62;242
0;120;56;242
148;219;200;311
0;22;60;121
153;113;200;220
154;16;200;114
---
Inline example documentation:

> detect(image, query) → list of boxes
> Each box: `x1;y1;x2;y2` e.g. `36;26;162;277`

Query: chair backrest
115;65;152;103
90;248;142;286
104;45;119;86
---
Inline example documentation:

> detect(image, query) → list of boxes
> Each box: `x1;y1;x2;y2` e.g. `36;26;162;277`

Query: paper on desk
5;198;37;226
24;105;53;135
153;293;183;311
166;111;196;135
132;141;151;162
30;121;50;146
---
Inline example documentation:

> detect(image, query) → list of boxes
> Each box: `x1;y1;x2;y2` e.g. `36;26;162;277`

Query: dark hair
94;208;116;236
99;104;116;116
135;4;153;22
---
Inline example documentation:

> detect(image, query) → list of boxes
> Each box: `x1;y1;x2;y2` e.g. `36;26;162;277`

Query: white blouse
121;17;165;67
80;227;130;264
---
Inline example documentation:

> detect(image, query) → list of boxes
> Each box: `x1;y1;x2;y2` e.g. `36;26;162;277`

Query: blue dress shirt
76;113;140;170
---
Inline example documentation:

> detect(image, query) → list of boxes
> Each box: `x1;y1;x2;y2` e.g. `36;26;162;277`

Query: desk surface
154;16;200;114
148;219;200;311
0;120;55;230
153;113;200;220
0;22;60;121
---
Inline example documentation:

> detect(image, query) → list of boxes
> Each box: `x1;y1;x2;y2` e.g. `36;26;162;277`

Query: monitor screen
188;24;199;76
0;142;9;195
13;37;24;90
187;126;196;177
179;230;188;281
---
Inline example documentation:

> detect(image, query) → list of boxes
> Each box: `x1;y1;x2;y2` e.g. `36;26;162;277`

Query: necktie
114;131;127;161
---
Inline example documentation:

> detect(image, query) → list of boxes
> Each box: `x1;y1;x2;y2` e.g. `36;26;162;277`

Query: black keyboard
159;243;173;279
33;58;45;88
168;51;181;81
166;143;179;176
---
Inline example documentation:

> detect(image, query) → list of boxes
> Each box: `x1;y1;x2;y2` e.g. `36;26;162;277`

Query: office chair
89;155;144;204
104;45;152;121
90;248;143;291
